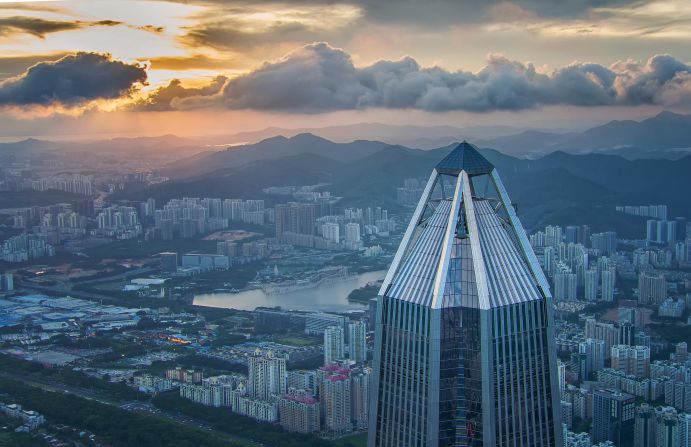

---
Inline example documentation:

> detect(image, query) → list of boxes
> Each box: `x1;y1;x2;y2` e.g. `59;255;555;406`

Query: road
20;265;157;303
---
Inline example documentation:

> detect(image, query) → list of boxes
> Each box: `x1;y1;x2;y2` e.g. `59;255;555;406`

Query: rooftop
435;141;494;176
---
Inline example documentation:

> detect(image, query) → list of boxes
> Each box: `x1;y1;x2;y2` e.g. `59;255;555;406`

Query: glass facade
369;143;562;447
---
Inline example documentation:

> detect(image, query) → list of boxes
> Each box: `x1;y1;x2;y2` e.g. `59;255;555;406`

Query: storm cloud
0;52;147;107
164;43;691;112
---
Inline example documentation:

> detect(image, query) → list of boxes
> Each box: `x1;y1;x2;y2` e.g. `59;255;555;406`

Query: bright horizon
1;0;691;139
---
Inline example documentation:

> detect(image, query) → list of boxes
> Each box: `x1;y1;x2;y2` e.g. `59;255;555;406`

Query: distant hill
479;111;691;158
117;135;691;239
194;123;529;149
161;133;399;179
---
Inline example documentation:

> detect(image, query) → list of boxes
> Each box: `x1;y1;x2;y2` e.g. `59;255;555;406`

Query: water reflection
193;270;385;311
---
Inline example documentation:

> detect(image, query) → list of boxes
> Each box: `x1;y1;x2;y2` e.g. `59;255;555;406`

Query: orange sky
1;0;690;138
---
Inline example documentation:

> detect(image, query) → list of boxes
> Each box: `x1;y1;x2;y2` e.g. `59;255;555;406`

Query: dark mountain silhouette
118;134;691;238
479;111;691;158
161;133;400;178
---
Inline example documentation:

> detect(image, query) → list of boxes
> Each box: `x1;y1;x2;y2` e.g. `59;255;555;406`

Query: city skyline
1;2;691;447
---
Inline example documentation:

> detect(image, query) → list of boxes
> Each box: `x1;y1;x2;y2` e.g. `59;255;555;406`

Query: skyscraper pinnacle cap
435;141;494;176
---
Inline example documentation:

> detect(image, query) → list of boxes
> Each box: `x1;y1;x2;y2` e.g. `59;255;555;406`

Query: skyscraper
368;143;562;447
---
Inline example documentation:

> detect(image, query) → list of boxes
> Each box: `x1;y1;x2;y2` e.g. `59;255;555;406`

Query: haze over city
1;1;691;447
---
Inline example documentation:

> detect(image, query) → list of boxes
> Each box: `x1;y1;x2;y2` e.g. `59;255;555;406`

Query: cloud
0;16;81;38
148;42;691;112
179;4;360;52
0;16;127;40
0;52;147;107
133;76;227;111
0;53;68;80
166;0;648;27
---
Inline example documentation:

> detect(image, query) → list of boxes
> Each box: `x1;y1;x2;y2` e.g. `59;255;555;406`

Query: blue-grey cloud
133;75;227;111
0;52;147;107
167;43;691;112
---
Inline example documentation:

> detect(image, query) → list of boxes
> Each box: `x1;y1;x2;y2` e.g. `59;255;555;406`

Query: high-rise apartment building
601;270;615;302
639;272;667;305
323;370;352;435
579;338;606;379
585;269;599;302
275;202;319;241
351;367;371;430
247;350;287;401
634;404;656;447
277;389;320;434
348;321;367;363
369;143;562;446
611;345;651;378
679;412;691;447
585;319;619;360
324;326;345;366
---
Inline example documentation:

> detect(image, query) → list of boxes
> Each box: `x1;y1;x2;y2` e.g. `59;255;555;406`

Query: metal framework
368;142;563;447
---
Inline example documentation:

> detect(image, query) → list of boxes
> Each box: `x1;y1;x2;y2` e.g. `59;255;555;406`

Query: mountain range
4;111;691;160
118;132;691;238
476;111;691;158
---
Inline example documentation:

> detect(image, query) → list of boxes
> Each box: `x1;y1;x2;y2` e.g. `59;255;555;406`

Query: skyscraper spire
368;142;563;447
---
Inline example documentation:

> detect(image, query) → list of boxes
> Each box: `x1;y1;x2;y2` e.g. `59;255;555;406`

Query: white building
324;325;345;366
247;350;286;401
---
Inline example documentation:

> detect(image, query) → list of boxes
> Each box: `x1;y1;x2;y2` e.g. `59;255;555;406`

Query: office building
160;252;178;273
369;143;562;446
592;389;635;446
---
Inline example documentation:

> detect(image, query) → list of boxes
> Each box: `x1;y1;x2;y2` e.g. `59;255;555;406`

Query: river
193;270;386;312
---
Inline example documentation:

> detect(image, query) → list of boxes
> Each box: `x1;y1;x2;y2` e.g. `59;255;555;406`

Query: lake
193;270;386;312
